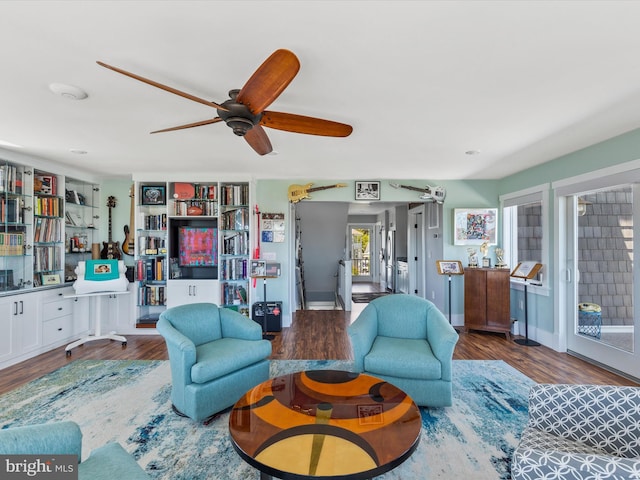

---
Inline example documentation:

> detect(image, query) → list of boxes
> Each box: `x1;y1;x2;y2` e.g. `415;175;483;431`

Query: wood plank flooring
0;304;636;396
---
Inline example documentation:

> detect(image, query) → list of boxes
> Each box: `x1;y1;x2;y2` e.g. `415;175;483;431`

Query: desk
229;370;421;480
64;290;129;356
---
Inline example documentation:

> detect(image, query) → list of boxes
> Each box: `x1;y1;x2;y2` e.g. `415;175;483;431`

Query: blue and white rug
0;360;534;479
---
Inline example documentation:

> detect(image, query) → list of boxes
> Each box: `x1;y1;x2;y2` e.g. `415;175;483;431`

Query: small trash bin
578;303;601;339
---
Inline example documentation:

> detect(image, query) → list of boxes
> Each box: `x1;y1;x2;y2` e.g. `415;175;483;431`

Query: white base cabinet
166;279;220;308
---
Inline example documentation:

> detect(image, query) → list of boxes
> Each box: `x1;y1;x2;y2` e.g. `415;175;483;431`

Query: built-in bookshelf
32;170;64;287
219;182;250;316
135;182;168;327
63;178;99;282
0;160;31;292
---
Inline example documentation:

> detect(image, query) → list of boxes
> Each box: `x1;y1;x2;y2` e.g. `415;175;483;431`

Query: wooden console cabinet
464;267;511;339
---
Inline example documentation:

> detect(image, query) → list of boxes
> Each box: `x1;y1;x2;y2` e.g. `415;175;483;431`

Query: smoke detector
49;83;88;100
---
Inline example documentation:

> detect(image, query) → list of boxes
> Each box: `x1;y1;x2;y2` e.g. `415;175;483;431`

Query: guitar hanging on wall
101;196;122;260
389;182;447;204
288;183;347;204
122;184;135;256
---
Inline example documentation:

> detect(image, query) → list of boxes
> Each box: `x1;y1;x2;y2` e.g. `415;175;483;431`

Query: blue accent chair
348;294;459;407
157;303;272;422
0;421;150;479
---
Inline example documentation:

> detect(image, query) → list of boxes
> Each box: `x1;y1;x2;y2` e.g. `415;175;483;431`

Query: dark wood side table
229;370;421;480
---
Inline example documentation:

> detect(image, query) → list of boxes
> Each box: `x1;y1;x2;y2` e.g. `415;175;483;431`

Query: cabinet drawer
42;315;73;345
42;298;74;321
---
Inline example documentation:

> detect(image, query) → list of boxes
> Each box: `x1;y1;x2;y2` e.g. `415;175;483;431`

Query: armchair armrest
348;304;378;372
425;306;459;381
0;421;82;459
156;316;197;385
220;308;263;340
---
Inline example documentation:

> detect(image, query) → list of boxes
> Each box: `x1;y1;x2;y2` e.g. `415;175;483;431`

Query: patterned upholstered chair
348;294;459;407
512;384;640;480
157;303;272;422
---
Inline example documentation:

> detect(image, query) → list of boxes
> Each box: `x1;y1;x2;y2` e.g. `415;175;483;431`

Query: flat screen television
178;226;217;267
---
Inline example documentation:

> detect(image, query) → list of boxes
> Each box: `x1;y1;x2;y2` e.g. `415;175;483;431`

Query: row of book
34;196;63;217
220;257;249;280
34;217;62;243
0;164;24;194
142;213;167;231
173;199;218;216
138;236;167;256
0;232;24;256
221;207;249;230
136;257;167;282
138;285;166;306
221;281;248;306
222;231;249;256
0;197;23;223
33;245;61;273
220;184;249;206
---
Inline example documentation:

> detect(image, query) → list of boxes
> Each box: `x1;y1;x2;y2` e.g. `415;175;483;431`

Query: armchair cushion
364;337;441;380
193;337;272;384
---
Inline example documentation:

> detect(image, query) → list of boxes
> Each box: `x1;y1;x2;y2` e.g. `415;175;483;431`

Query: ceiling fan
97;49;353;155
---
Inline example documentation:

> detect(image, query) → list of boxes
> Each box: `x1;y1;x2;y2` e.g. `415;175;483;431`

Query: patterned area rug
0;359;534;479
351;292;391;303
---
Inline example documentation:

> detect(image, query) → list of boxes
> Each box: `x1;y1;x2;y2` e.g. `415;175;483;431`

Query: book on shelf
0;232;24;256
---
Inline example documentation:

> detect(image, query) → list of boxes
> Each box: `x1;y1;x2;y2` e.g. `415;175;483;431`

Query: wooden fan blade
97;61;228;111
150;118;223;134
236;49;300;115
261;111;353;137
244;125;273;155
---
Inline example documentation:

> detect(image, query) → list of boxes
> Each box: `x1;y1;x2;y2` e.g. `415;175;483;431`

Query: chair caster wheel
121;342;127;347
66;350;72;357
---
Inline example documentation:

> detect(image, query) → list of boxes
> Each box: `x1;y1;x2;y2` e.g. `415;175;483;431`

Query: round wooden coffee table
229;370;421;480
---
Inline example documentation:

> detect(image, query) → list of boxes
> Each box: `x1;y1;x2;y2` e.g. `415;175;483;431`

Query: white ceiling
2;1;640;183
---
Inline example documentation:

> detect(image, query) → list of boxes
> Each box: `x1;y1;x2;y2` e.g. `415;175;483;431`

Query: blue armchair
348;294;459;407
0;421;149;479
157;303;272;422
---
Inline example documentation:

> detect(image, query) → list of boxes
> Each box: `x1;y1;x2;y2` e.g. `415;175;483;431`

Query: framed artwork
436;260;464;275
454;208;498;245
511;261;543;279
41;273;61;285
355;181;380;201
141;185;166;205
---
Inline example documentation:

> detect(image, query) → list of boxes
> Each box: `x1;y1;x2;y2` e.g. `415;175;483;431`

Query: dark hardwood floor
0;290;637;396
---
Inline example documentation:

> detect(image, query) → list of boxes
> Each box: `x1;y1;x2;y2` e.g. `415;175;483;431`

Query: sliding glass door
562;184;639;379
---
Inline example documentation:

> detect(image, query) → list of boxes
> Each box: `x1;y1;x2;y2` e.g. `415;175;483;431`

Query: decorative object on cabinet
141;185;166;205
97;49;353;156
464;267;511;339
454;208;498;245
389;182;447;204
511;262;543;347
287;183;347;203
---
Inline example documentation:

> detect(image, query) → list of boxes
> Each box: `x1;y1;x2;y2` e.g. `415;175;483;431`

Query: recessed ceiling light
465;150;481;156
70;149;87;154
49;83;88;100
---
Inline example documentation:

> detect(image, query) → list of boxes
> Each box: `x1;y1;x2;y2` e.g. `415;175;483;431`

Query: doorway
349;225;375;283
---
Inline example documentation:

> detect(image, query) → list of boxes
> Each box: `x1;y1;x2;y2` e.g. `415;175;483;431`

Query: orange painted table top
229;370;421;480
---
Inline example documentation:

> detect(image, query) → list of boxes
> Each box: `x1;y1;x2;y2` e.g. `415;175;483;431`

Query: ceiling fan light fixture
225;117;255;136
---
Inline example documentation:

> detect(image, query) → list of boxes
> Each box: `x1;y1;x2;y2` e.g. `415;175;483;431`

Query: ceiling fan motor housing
218;89;262;136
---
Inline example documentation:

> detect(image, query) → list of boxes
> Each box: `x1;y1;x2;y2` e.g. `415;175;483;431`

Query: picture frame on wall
355;181;380;200
453;208;498;245
141;185;166;205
